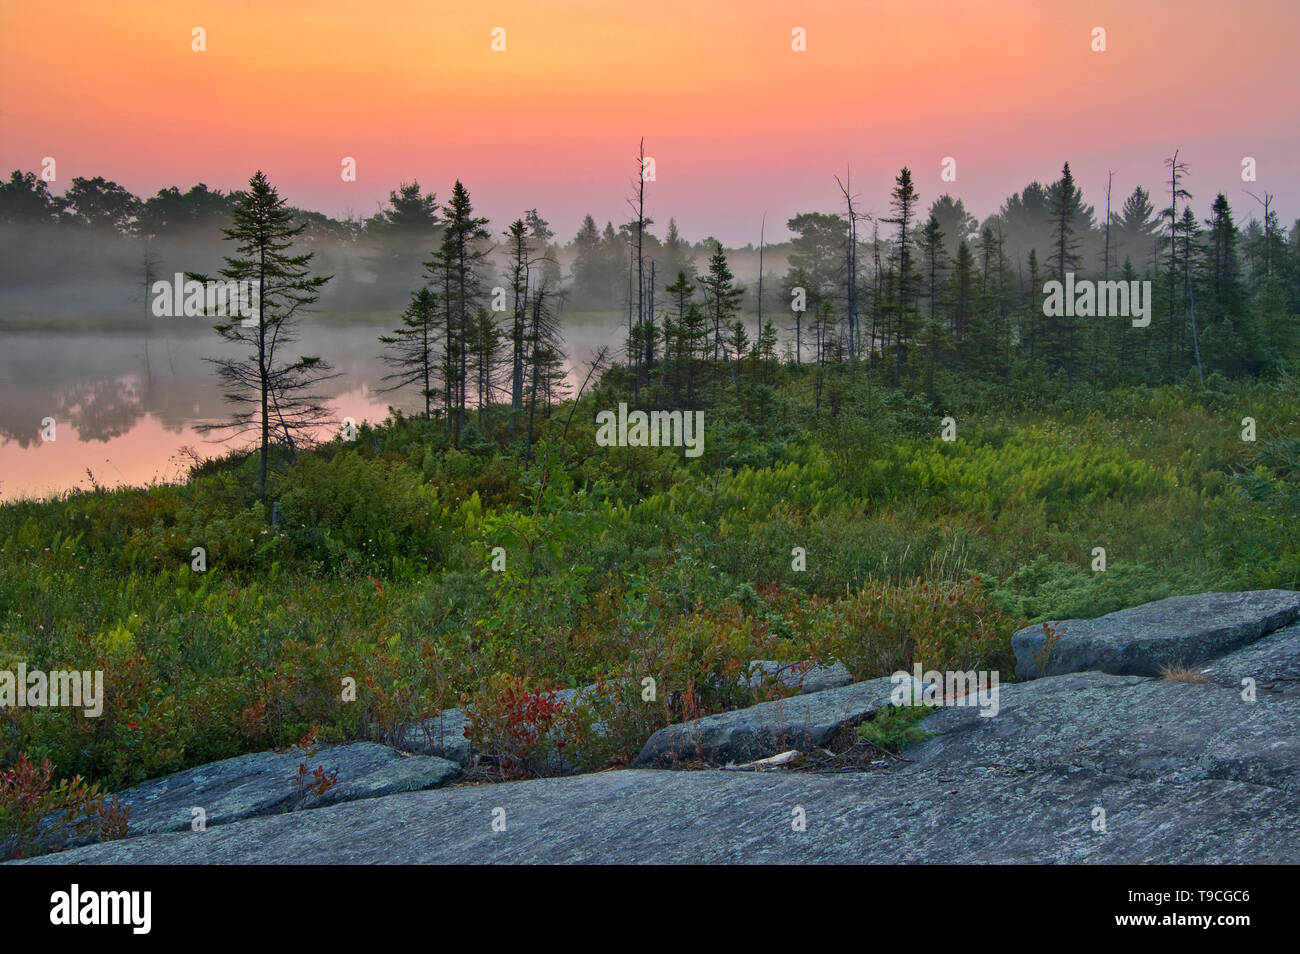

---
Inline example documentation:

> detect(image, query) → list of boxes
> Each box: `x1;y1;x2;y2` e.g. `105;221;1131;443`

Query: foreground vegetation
2;360;1298;853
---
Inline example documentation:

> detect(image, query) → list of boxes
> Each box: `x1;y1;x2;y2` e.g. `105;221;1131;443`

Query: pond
0;310;625;501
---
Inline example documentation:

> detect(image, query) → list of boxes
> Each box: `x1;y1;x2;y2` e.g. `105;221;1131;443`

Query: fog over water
0;208;788;501
7;154;1247;503
0;308;628;501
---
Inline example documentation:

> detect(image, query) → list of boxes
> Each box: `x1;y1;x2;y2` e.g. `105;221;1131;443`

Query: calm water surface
0;311;623;501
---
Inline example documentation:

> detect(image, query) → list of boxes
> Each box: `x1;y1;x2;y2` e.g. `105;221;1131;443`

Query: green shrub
993;556;1205;622
824;576;1019;680
856;706;934;752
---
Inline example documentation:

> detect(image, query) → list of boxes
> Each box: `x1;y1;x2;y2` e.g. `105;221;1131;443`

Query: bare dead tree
1103;170;1115;281
1162;150;1192;373
834;168;861;362
563;345;612;441
1244;189;1276;277
757;211;766;348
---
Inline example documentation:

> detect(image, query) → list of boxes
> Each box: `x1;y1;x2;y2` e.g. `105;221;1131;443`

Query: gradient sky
2;0;1297;246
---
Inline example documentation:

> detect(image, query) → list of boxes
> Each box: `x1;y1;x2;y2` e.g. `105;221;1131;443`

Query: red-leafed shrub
0;752;129;860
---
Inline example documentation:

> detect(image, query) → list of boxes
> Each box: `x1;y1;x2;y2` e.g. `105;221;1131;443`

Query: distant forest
2;156;1296;400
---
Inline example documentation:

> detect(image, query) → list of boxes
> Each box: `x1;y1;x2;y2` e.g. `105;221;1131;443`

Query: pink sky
2;0;1297;245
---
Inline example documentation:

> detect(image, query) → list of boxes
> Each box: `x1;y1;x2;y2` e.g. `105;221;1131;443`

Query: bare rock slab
1011;589;1300;680
20;590;1300;865
632;675;896;768
22;764;1300;865
111;742;460;837
910;671;1300;793
744;660;854;694
1206;621;1300;698
391;709;473;766
19;598;1300;866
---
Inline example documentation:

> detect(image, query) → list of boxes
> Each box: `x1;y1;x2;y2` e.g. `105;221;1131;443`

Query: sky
2;0;1297;246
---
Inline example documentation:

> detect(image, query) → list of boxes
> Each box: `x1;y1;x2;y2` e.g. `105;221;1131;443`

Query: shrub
0;753;129;859
827;576;1019;680
462;675;583;780
992;556;1201;622
856;706;934;752
275;451;446;573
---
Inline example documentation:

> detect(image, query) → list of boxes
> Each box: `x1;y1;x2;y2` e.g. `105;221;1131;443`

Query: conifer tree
523;283;566;463
1202;194;1252;374
428;181;490;441
757;320;779;381
570;214;605;306
1178;205;1202;371
677;302;709;404
727;319;750;382
1161;152;1193;377
785;212;846;327
505;218;530;430
378;288;441;419
366;181;439;292
1046;162;1083;371
197;170;335;496
1113;186;1161;273
697;243;744;362
665;270;702;402
884;167;920;386
919;213;947;324
1023;248;1041;363
469;304;504;431
661;218;694;283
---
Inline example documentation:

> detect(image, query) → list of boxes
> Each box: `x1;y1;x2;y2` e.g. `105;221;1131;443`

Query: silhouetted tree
197;170;335;496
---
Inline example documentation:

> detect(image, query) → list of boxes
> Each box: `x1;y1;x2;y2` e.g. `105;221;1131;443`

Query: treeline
0;171;713;312
772;161;1298;396
3;153;1297;399
572;156;1298;411
376;181;570;454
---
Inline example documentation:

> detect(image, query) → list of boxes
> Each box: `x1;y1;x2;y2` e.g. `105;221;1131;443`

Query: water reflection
0;311;624;501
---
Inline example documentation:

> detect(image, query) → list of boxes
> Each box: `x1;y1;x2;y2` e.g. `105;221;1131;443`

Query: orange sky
2;0;1297;244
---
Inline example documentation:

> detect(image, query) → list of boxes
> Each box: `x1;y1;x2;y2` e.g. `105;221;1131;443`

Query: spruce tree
1202;194;1252;374
505;219;531;431
197;170;335;496
1046;162;1083;371
676;301;709;405
570;214;605;306
523;283;566;463
884;167;920;386
428;181;489;442
697;243;744;362
919;214;947;324
378;288;441;419
1113;186;1162;272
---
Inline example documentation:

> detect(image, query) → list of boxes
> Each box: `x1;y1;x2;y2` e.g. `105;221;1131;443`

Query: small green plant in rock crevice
856;705;934;753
